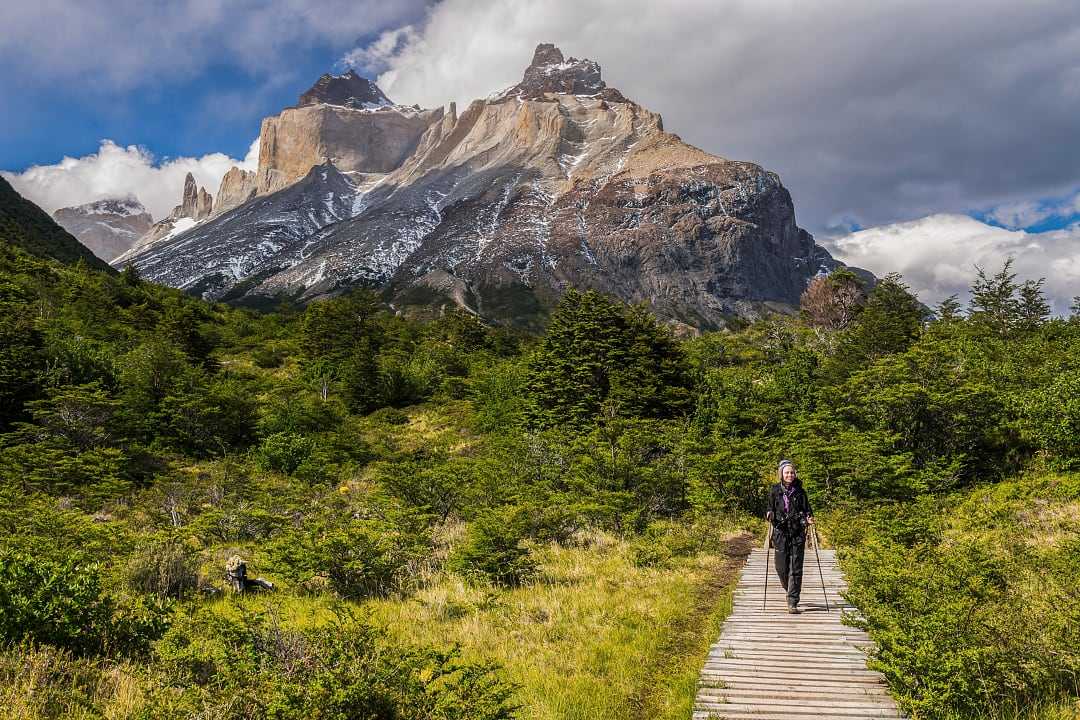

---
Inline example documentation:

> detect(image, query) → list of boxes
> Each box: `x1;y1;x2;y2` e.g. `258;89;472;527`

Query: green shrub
368;406;409;425
126;539;200;599
253;431;314;474
148;609;519;719
450;506;537;586
839;484;1080;719
270;515;430;599
0;548;164;657
1026;369;1080;468
250;345;286;368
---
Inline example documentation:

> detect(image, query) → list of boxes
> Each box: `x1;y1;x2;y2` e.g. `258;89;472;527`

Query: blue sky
2;0;1078;311
1;32;396;170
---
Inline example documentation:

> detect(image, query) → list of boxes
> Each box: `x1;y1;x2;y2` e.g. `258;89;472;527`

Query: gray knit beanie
777;459;796;483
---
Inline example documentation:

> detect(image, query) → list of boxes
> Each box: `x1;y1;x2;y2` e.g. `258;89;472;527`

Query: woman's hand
807;516;815;525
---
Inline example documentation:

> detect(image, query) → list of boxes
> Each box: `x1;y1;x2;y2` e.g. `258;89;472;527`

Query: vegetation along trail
2;182;1079;719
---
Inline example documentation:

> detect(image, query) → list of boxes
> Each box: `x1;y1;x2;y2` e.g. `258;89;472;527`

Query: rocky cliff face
214;166;257;216
256;75;441;194
125;172;214;254
116;44;851;329
52;197;153;261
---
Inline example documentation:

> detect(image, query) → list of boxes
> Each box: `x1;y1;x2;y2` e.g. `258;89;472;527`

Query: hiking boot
787;603;800;614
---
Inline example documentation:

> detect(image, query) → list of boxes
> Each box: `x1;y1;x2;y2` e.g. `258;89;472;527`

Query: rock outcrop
256;74;441;194
128;172;214;252
195;187;213;220
179;173;199;218
213;166;257;216
497;42;627;103
116;44;858;329
52;197;153;261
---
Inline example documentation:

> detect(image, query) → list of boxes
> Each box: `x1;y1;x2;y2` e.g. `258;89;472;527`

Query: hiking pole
762;528;771;612
811;525;830;612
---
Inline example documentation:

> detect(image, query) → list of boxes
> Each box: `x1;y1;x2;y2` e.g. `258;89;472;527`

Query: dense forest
1;229;1078;719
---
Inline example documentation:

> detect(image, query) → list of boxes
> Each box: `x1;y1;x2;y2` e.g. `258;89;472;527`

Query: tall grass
366;528;748;720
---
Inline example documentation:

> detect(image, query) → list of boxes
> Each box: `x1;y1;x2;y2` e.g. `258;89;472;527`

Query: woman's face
781;465;796;484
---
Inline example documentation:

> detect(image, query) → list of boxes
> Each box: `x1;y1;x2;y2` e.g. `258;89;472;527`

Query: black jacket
767;481;813;537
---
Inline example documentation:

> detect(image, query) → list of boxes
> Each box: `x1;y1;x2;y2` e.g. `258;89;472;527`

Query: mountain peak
298;70;392;109
529;42;566;67
499;43;626;102
60;196;150;219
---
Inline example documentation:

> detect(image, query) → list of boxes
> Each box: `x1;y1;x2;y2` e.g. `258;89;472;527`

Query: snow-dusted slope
115;163;359;298
53;198;153;261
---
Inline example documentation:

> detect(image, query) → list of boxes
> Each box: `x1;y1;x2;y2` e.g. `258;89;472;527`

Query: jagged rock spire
501;42;627;102
298;69;392;109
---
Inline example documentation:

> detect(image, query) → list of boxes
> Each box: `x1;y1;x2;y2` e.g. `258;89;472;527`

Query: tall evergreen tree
526;290;691;427
934;294;962;323
1016;278;1051;331
840;273;928;363
969;259;1019;337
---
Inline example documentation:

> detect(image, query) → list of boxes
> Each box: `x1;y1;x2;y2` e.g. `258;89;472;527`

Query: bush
0;548;164;657
1026;369;1080;468
148;609;519;720
251;345;286;368
127;539;200;599
270;515;430;599
253;431;314;474
838;482;1080;719
450;506;537;586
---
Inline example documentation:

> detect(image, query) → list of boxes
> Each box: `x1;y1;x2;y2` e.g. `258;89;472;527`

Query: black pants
772;529;806;606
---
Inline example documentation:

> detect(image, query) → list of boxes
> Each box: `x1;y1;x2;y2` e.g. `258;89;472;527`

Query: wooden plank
693;544;905;717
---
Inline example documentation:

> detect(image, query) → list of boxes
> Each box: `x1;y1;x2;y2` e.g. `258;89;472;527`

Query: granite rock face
214;167;257;216
117;44;854;329
125;172;214;253
51;197;153;262
256;74;441;194
498;42;628;103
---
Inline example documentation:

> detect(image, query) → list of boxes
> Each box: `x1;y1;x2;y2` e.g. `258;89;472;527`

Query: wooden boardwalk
693;540;903;720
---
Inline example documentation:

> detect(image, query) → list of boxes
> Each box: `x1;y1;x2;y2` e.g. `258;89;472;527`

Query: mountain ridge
116;44;853;328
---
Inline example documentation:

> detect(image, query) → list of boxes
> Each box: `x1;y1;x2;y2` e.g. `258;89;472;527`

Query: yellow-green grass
166;526;749;720
363;529;749;720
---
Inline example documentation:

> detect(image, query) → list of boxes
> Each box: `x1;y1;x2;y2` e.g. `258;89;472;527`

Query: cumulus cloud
2;138;259;221
0;0;427;90
347;0;1080;235
983;187;1080;230
828;214;1080;314
341;26;420;77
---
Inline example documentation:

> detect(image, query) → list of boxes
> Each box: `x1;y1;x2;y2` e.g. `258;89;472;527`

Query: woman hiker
765;459;814;614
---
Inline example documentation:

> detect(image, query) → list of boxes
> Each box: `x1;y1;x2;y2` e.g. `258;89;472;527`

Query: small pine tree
934;294;963;322
1016;278;1051;331
525;290;691;427
968;258;1019;337
840;273;927;361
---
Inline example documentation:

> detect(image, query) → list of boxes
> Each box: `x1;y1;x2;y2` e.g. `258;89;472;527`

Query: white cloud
347;0;1080;234
828;214;1080;314
341;26;420;77
984;188;1080;229
2;138;259;221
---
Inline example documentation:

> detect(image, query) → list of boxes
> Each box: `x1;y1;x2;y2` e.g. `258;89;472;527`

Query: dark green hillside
0;176;112;271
